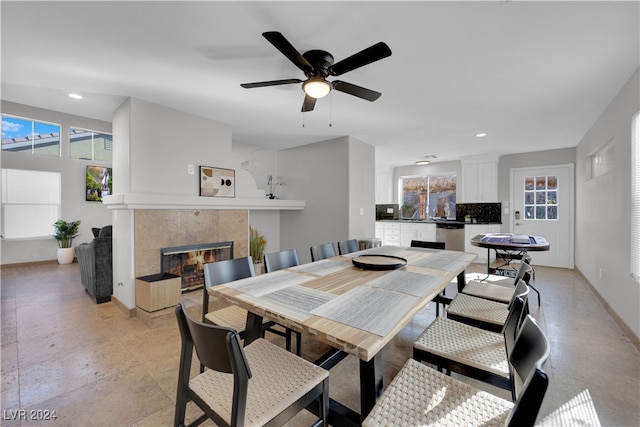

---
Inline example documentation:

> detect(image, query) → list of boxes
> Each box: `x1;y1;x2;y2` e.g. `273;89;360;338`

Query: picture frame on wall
199;166;235;198
86;165;112;202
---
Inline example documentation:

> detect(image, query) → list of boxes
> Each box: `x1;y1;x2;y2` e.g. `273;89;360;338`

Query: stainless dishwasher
435;222;465;251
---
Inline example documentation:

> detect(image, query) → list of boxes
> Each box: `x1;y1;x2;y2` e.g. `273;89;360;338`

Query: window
631;111;640;282
1;169;61;239
1;115;61;156
586;138;615;180
523;175;558;220
399;174;457;219
70;127;113;161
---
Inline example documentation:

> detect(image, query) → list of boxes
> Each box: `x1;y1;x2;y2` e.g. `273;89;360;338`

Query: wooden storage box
135;273;181;312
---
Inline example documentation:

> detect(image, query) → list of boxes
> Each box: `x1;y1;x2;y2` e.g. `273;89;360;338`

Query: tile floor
1;261;638;426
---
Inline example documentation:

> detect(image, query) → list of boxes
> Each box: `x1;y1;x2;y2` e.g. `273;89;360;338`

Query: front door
510;164;574;268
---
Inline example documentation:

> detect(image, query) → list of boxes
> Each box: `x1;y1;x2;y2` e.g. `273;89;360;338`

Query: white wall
278;137;350;263
575;69;640;338
127;98;233;196
278;136;375;263
349;137;376;240
1;101;113;264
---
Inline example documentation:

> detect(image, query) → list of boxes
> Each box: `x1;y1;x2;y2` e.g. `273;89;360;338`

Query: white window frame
1;114;61;156
1;169;61;240
631;111;640;283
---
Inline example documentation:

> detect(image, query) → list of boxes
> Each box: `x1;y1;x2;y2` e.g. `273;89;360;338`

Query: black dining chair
462;261;532;304
413;296;528;393
410;240;448;315
263;248;301;273
310;242;337;261
202;256;300;356
446;279;530;333
364;315;550;427
263;248;303;355
410;240;445;250
337;239;360;255
174;303;329;427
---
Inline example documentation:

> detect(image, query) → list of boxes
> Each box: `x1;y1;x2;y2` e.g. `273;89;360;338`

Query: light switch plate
187;164;195;175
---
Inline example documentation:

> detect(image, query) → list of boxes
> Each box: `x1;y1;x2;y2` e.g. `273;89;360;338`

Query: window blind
632;110;640;283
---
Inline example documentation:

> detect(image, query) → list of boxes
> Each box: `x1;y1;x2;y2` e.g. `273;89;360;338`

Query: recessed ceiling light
475;132;487;138
415;160;430;165
68;93;83;100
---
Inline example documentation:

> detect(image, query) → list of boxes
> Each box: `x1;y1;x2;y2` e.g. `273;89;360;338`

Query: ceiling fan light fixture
303;77;331;99
415;160;430;165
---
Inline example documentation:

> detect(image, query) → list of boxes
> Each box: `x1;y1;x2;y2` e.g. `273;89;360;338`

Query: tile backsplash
456;203;501;223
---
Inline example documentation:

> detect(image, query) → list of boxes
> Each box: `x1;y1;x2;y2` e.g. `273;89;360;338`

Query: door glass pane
525;206;534;219
536;206;546;219
547;176;558;189
536;177;546;190
547;206;558;220
547;191;557;204
525;192;535;204
525;177;534;190
536;192;546;204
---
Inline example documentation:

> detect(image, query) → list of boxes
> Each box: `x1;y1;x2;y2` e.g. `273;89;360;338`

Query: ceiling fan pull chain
329;92;333;127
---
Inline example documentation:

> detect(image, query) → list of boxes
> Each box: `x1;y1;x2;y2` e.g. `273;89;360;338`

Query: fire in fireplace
160;241;233;292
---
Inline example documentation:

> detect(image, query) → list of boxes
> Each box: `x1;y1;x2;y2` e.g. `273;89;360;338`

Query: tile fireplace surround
133;209;249;280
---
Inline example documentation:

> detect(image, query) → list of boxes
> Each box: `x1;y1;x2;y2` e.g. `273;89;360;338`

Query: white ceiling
1;1;638;168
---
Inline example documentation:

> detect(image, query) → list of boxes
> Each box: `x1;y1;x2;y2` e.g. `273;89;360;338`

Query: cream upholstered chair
364;315;550;427
413;296;527;393
446;280;529;333
174;303;329;427
310;242;337;261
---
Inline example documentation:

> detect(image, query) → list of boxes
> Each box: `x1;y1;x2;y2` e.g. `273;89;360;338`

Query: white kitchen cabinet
384;222;401;246
400;222;437;246
375;171;392;204
375;221;401;246
376;221;436;246
464;224;501;263
375;222;384;240
461;154;500;203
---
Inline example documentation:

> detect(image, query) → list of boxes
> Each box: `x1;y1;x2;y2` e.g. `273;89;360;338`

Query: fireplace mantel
102;193;305;211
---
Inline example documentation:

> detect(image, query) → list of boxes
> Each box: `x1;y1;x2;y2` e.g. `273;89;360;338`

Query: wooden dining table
209;245;477;426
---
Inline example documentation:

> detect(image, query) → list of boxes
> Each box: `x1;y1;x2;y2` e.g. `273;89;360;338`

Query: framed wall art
86;165;112;202
199;166;235;198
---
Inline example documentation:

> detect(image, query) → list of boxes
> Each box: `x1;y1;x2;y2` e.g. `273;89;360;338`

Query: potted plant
53;219;81;264
249;226;266;274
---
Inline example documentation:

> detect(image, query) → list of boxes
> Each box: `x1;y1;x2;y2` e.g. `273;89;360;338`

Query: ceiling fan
241;31;392;112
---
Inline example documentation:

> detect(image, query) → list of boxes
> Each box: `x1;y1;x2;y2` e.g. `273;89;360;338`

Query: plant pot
254;262;264;275
57;247;75;264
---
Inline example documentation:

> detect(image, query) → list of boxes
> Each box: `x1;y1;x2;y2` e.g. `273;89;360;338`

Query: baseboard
111;294;136;318
575;267;639;351
0;259;60;268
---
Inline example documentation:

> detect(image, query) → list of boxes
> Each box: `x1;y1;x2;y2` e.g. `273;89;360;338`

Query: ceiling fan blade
301;95;317;112
332;81;382;101
329;42;392;76
263;31;313;73
240;78;303;88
